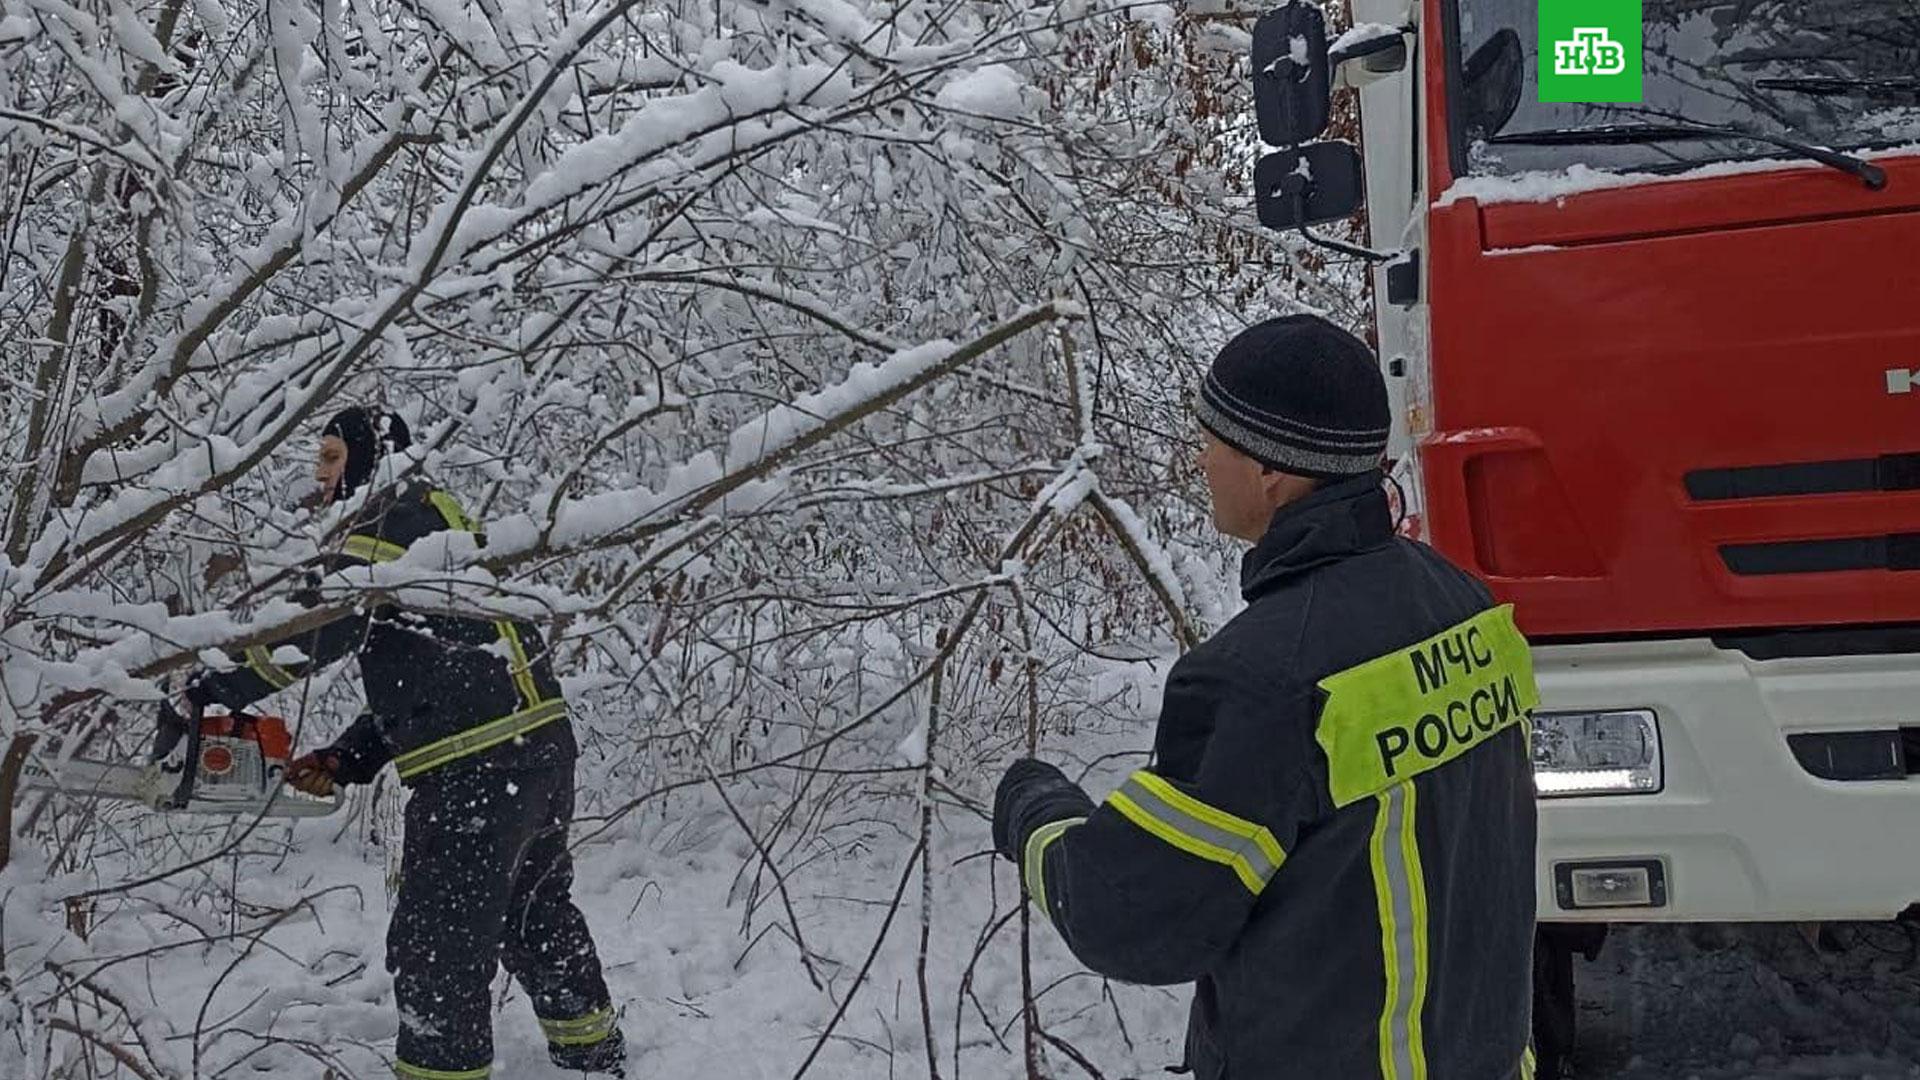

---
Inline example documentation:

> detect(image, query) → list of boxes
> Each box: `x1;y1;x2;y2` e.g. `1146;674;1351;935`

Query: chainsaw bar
21;756;343;818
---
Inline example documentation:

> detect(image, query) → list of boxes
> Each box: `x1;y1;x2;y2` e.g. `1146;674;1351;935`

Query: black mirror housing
1252;3;1333;146
1254;141;1366;231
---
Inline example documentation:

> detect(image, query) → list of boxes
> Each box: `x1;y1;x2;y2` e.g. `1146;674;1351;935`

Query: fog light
1554;858;1668;911
1570;867;1650;906
1532;708;1662;797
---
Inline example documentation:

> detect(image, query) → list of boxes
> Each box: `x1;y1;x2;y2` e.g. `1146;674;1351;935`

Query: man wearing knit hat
182;405;627;1079
992;315;1541;1079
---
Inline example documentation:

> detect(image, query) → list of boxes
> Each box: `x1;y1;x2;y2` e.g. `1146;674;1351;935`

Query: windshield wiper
1488;121;1886;191
1756;76;1920;99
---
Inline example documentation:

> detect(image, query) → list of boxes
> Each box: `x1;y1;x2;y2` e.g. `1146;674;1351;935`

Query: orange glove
284;751;340;797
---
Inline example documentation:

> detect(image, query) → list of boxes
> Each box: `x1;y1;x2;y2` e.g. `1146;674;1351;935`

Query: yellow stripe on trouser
538;1005;616;1046
393;698;567;778
393;1062;489;1080
1104;771;1286;894
1520;1047;1537;1080
1371;783;1429;1080
1021;817;1085;919
244;645;297;690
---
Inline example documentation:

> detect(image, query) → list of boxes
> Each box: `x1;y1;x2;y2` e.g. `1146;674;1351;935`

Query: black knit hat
321;406;412;499
1195;315;1390;479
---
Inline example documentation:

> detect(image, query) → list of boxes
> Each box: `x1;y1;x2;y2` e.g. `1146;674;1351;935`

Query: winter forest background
0;0;1378;1075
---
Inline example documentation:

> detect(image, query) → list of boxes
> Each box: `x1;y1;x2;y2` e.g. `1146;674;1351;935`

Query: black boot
550;1028;626;1077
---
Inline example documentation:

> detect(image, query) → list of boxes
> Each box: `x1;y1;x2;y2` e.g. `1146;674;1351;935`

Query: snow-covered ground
9;656;1193;1079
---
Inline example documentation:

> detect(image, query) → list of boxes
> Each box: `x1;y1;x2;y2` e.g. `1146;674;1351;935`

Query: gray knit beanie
1195;314;1390;479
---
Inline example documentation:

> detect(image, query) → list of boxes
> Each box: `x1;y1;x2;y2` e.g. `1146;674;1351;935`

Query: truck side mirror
1462;28;1524;141
1254;141;1366;231
1252;3;1333;147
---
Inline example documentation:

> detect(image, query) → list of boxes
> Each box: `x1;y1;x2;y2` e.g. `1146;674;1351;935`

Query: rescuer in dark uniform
993;316;1540;1080
185;406;626;1080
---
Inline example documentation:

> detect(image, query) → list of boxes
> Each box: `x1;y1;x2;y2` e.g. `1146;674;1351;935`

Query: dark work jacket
192;479;575;785
1011;474;1539;1080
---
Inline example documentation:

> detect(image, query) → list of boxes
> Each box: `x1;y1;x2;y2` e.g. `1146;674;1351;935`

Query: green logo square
1537;0;1642;103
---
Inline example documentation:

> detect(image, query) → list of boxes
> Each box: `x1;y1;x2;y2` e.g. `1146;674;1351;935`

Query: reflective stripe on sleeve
392;698;567;778
1520;1047;1537;1080
393;1062;489;1080
1370;782;1430;1080
244;645;297;690
1021;817;1085;919
1105;771;1285;895
345;534;408;563
538;1005;616;1047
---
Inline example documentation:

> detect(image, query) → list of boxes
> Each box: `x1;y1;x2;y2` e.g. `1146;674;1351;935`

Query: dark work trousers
389;762;616;1077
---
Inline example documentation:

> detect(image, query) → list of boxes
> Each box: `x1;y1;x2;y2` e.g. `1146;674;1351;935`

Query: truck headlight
1532;709;1663;797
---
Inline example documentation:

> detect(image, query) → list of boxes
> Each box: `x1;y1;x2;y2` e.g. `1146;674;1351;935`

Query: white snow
934;64;1027;118
1331;22;1402;57
1438;145;1920;207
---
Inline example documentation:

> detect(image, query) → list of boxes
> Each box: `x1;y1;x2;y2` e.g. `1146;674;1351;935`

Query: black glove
149;700;190;764
323;713;395;785
993;757;1096;862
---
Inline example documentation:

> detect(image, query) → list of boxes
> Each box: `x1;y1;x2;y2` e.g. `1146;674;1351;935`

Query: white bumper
1534;638;1920;922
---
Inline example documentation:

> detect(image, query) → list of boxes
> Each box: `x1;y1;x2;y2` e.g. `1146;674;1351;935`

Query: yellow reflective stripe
539;1006;613;1034
1317;604;1540;808
548;1028;613;1047
494;619;543;709
1132;772;1286;870
426;490;476;531
1520;1047;1537;1080
1371;790;1401;1080
1402;783;1431;1079
1105;771;1285;895
423;490;543;710
392;699;567;778
539;1006;615;1046
393;1062;489;1080
1371;784;1428;1080
1021;817;1085;919
345;534;408;563
244;645;297;690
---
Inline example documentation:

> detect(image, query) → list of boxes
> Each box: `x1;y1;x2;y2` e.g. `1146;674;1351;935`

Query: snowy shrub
0;0;1366;1074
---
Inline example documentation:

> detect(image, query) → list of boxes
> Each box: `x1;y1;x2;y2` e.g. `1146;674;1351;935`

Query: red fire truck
1254;0;1920;1070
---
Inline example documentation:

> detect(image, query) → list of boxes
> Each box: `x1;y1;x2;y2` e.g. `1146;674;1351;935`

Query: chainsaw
22;703;342;818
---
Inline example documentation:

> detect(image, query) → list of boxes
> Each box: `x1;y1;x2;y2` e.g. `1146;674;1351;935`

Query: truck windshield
1451;0;1920;178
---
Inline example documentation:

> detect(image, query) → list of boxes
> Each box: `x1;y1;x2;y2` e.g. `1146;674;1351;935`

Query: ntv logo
1538;2;1641;103
1554;28;1627;76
